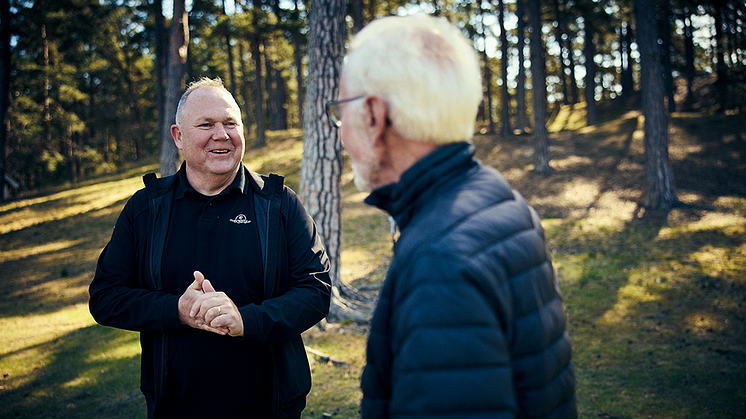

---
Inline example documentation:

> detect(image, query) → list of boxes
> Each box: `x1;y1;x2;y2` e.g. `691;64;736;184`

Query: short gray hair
174;77;233;127
342;15;482;144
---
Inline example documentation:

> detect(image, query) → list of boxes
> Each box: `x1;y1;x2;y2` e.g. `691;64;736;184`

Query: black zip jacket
89;165;332;418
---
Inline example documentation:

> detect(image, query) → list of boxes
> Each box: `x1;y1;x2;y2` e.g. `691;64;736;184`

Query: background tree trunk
635;0;677;210
160;0;188;177
498;0;511;136
660;0;675;113
515;0;529;134
238;40;253;137
0;0;10;199
251;39;266;147
620;20;634;97
584;16;597;126
300;0;370;323
251;0;266;148
567;30;579;105
528;0;552;173
153;0;167;167
554;0;569;106
293;0;305;128
480;3;495;134
683;8;695;111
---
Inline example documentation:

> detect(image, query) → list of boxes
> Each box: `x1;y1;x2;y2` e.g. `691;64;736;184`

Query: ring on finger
217;306;222;315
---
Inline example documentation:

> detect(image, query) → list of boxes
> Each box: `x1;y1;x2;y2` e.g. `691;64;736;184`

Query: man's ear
171;125;183;150
365;96;389;141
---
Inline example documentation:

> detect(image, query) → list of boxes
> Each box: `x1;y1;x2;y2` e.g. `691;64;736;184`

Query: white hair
342;15;482;144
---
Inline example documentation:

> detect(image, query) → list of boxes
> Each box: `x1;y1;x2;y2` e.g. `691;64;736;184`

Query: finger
210;309;244;337
194;270;206;288
202;279;216;293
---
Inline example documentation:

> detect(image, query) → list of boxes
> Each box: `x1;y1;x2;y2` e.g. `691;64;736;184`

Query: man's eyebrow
193;116;238;124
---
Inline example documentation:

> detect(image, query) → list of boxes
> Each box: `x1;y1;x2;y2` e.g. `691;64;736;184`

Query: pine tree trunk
515;0;529;134
683;9;695;111
251;39;266;147
160;0;188;177
479;3;495;134
584;17;597;126
620;21;634;97
567;31;579;104
238;40;253;137
265;54;278;130
554;0;569;106
301;0;371;323
293;41;304;128
498;0;511;136
0;0;10;200
153;0;167;162
635;0;677;210
660;0;675;113
293;0;305;129
528;0;552;173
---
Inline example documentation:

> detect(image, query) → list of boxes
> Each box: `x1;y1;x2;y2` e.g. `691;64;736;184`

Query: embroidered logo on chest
229;214;252;224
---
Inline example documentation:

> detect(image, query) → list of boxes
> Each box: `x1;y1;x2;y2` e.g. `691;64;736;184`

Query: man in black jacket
89;77;332;418
330;15;577;418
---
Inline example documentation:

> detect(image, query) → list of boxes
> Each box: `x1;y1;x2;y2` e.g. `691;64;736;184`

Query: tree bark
251;0;266;147
351;0;364;33
251;39;266;147
584;16;597;126
160;0;188;177
620;20;634;97
0;0;10;199
528;0;552;173
301;0;370;323
293;0;305;128
660;0;675;113
498;0;511;136
153;0;167;165
238;40;253;136
635;0;677;210
683;8;695;111
515;0;529;134
480;3;494;133
554;0;569;106
567;30;579;104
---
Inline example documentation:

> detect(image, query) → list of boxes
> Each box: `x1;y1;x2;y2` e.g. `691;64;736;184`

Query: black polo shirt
159;167;273;418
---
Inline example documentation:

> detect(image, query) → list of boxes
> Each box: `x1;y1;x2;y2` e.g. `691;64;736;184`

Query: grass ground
1;103;744;418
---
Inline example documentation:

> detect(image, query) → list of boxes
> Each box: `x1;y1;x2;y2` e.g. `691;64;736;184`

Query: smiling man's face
172;87;245;181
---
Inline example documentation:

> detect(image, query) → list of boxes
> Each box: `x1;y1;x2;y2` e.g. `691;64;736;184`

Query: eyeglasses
325;95;366;127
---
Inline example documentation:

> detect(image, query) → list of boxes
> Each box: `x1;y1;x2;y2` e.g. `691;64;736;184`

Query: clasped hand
177;271;244;337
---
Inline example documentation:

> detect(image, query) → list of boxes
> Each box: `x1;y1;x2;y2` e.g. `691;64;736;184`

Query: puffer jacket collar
364;141;477;230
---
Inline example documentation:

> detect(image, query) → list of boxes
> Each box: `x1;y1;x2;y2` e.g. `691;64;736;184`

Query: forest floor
1;89;745;418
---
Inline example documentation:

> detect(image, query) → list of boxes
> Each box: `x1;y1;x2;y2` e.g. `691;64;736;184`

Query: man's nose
213;123;230;139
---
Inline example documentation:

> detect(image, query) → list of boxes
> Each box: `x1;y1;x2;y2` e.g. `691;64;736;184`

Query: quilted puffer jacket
360;142;577;419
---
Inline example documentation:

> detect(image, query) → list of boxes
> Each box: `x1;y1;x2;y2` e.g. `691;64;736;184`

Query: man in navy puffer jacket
328;15;577;418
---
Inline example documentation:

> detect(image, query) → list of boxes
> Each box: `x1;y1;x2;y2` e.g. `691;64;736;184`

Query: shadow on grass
471;105;745;417
548;204;745;417
1;325;144;419
0;198;128;318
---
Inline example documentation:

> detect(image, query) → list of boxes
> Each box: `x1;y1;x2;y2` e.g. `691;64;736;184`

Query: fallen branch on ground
304;346;350;366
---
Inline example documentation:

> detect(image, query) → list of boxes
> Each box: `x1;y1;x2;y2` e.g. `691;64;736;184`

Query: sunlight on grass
0;176;143;234
0;303;95;389
1;303;94;355
601;272;666;323
548;103;588;132
0;239;83;263
687;312;727;334
243;136;304;172
658;212;745;239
